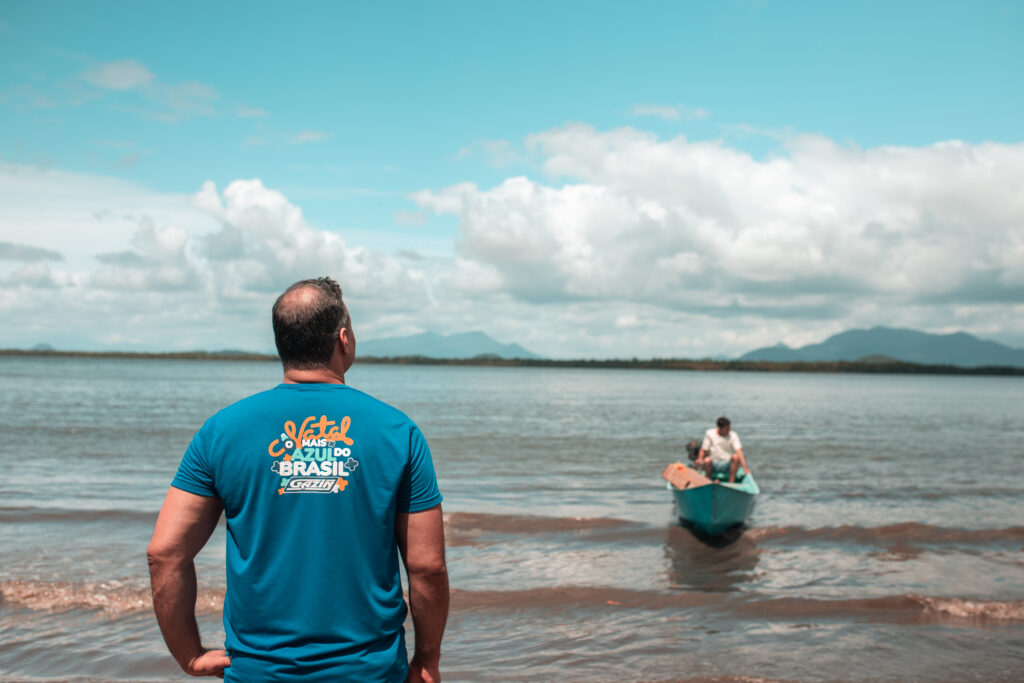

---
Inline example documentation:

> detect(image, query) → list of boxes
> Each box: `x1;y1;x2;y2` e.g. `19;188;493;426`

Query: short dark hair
272;277;350;370
716;416;730;428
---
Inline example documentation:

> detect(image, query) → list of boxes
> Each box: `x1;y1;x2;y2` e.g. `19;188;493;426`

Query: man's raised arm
147;487;230;677
397;503;449;683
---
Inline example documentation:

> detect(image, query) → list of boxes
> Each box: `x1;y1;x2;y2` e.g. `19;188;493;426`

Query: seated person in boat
696;416;750;483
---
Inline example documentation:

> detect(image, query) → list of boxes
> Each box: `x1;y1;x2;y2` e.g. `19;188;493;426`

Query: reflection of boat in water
663;463;760;536
663;524;762;591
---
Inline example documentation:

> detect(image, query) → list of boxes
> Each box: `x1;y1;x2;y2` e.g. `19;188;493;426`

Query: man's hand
185;648;231;677
407;655;441;683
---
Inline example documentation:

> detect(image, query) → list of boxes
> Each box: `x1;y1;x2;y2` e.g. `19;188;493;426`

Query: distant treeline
2;348;1022;376
0;349;276;362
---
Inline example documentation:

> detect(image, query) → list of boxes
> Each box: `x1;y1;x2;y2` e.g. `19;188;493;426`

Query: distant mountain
739;327;1024;368
358;331;541;360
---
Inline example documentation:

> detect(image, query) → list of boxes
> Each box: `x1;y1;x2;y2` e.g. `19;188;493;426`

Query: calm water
1;356;1022;682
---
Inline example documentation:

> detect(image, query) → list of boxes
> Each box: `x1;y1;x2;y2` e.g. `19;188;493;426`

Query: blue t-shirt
171;383;443;682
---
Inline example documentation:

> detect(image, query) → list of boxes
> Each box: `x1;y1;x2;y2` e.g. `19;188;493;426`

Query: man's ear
339;326;351;351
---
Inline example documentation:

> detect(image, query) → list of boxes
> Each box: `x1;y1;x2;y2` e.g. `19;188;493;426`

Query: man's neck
282;366;346;385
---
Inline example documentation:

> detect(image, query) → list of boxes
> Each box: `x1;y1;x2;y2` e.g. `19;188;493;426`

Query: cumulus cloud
0;164;440;351
413;125;1024;321
91;217;202;291
3;120;1022;358
404;124;1024;353
191;180;429;310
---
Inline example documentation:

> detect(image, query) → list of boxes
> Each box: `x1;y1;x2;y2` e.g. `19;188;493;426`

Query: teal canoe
667;472;760;536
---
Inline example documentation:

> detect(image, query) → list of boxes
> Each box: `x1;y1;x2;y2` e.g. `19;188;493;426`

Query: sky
1;0;1022;358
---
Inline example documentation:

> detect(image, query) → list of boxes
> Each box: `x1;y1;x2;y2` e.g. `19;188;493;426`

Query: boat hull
669;473;759;536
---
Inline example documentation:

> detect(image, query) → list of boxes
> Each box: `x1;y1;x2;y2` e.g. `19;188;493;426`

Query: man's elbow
146;540;190;570
406;556;448;579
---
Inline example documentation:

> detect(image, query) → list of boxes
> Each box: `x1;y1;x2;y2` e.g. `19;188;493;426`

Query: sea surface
1;356;1022;682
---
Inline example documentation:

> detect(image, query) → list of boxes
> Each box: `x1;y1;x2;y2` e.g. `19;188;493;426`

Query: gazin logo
283;478;336;493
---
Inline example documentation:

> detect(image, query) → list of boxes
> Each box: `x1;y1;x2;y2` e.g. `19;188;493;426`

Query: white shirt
702;427;742;465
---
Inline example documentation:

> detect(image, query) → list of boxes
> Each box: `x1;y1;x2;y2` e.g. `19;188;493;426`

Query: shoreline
2;348;1021;376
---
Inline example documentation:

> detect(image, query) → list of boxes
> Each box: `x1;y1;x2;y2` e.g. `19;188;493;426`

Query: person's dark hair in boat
697;416;749;483
685;439;701;463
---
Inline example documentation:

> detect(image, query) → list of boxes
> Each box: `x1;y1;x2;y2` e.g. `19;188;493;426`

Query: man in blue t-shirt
147;277;448;682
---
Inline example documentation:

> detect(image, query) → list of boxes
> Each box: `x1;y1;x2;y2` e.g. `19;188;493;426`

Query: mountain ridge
739;326;1024;368
358;330;541;360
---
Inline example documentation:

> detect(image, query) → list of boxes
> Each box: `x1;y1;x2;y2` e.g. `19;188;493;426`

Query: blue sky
1;1;1022;357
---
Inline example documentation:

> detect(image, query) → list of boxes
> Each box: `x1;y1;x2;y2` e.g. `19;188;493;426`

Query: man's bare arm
147;487;230;677
736;447;750;473
397;504;449;683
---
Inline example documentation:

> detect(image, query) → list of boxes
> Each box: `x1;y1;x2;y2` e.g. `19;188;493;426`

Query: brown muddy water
1;357;1022;681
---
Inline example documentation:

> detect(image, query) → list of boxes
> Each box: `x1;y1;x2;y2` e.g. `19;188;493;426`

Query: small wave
451;586;719;612
451;587;1023;623
747;523;1024;546
0;580;223;615
635;678;795;683
0;506;157;524
444;512;648;547
919;595;1024;621
735;593;1024;624
839;486;1024;501
445;511;637;533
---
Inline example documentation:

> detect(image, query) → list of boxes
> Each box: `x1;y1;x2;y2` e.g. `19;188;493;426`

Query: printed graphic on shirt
267;415;359;495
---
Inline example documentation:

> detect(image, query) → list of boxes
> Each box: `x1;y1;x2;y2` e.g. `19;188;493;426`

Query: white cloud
159;81;218;116
78;58;218;122
6;262;58;288
81;59;154;90
3;117;1024;358
91;217;201;291
292;130;331;144
410;124;1024;352
457;139;525;167
236;105;269;119
0;241;63;261
632;103;710;121
0;164;444;352
394;210;426;226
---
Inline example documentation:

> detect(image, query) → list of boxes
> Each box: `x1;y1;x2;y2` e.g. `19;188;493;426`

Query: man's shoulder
335;385;417;425
207;386;282;419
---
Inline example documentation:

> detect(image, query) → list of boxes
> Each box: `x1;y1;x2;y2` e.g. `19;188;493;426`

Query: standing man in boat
696;416;750;483
147;277;449;682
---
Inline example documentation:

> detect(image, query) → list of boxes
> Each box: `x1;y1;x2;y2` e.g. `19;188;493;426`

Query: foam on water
0;580;224;615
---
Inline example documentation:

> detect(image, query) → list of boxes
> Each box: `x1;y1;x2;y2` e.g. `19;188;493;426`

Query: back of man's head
272;277;349;370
